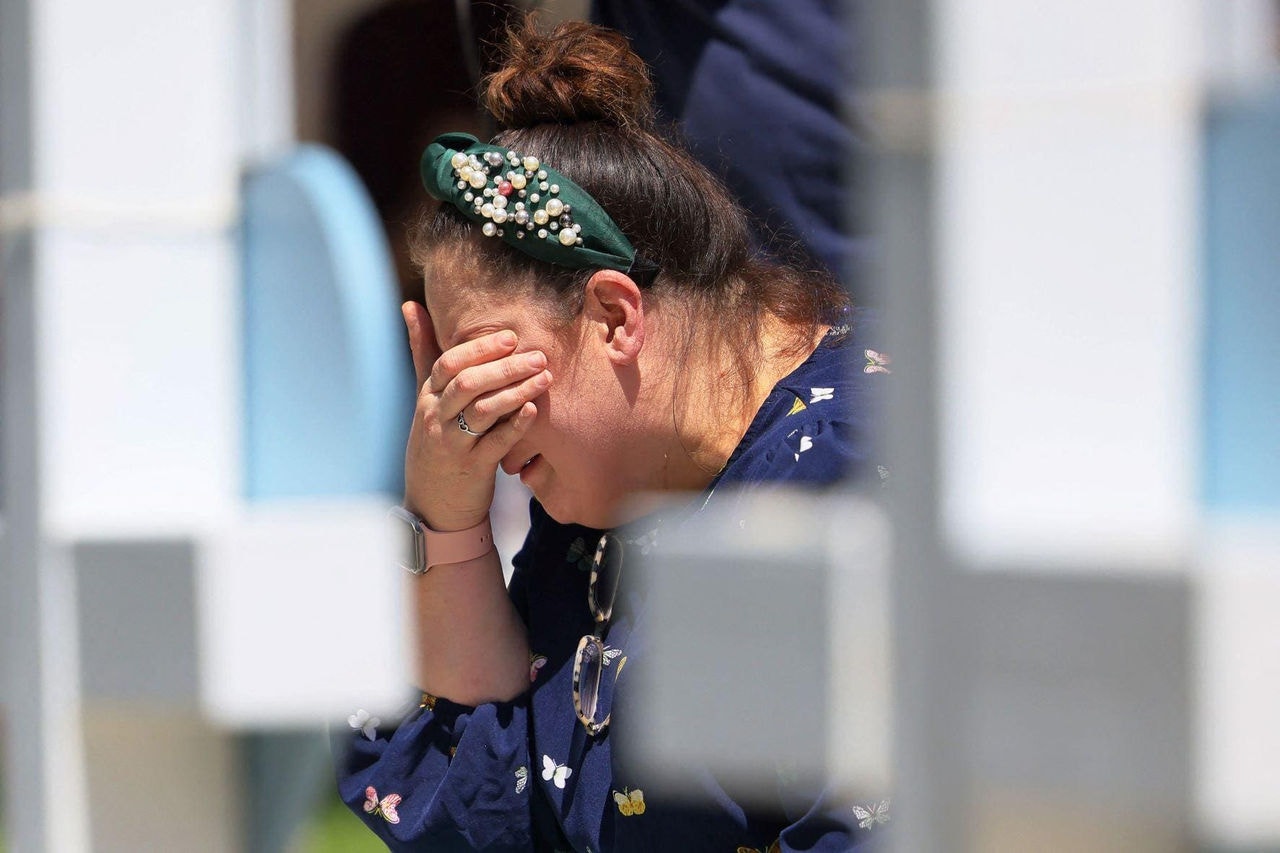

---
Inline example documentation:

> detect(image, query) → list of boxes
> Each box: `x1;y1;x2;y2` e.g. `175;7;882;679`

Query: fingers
428;330;519;395
402;302;441;392
437;350;548;421
473;401;538;462
456;368;552;434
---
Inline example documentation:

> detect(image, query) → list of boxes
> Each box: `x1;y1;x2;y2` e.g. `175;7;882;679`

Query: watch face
388;506;424;574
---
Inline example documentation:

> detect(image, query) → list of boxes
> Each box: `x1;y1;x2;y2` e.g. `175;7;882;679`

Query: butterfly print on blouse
363;786;401;824
541;754;572;789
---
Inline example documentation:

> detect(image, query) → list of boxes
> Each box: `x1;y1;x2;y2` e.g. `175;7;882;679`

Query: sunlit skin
401;254;821;705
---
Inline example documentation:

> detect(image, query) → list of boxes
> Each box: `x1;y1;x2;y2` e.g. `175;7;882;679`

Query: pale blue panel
1203;90;1280;510
242;145;411;499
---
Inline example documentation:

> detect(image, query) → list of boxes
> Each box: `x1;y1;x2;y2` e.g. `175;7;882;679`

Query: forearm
410;546;531;705
397;304;541;704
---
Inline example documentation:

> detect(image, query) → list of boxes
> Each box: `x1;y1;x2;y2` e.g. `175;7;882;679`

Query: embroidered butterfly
515;765;528;794
529;653;548;682
810;387;835;403
737;841;780;853
542;754;572;789
566;536;595;572
627;527;659;556
864;349;891;375
363;786;401;824
793;434;814;462
852;798;891;828
346;709;380;740
602;646;623;666
613;787;646;816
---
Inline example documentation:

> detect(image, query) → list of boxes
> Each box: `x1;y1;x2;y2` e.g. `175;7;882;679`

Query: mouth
502;453;541;477
518;454;542;483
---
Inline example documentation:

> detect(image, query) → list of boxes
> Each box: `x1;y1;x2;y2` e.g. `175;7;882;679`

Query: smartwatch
388;506;494;575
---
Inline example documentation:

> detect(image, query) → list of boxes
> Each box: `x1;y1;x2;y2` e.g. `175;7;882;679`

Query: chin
536;490;615;530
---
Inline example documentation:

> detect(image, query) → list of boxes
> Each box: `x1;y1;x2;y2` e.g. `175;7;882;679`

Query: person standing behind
592;0;875;301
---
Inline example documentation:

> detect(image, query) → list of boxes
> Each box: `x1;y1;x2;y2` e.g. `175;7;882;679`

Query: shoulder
718;309;889;489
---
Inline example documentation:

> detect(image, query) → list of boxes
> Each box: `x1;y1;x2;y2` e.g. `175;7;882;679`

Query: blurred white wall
1197;525;1280;846
929;0;1280;847
935;0;1201;571
32;0;241;540
1203;0;1280;84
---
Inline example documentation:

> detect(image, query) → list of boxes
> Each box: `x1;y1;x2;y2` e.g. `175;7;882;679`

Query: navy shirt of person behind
592;0;876;300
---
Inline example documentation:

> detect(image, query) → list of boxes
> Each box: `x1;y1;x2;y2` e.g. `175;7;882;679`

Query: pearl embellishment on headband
445;144;590;251
425;132;652;280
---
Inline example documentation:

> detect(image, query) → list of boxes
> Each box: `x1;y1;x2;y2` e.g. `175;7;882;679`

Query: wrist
390;507;494;574
403;498;489;534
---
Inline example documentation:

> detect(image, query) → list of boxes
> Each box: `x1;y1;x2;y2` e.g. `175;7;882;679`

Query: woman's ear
583;269;645;365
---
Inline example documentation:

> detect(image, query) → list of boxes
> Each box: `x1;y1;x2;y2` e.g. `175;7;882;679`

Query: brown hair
409;17;848;386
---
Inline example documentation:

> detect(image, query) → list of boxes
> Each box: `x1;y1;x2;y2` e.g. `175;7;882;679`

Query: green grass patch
287;792;385;853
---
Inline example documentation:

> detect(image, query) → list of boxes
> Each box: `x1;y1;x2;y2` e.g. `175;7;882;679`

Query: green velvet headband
420;132;658;283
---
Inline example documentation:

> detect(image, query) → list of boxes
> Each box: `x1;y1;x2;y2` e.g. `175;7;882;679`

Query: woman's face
423;268;655;529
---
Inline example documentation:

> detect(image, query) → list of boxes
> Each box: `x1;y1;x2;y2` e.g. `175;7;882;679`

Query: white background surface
934;0;1200;569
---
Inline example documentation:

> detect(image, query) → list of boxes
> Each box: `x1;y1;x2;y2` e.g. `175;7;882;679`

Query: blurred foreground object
869;0;1203;848
1;0;410;843
624;491;892;806
1195;81;1280;847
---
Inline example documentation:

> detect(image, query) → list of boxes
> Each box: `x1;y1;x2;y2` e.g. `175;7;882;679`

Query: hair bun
483;19;655;132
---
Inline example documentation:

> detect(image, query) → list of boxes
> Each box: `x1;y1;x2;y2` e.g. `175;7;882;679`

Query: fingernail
498;331;517;346
526;351;547;369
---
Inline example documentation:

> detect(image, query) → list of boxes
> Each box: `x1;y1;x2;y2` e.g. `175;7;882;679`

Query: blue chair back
242;145;411;499
1203;90;1280;510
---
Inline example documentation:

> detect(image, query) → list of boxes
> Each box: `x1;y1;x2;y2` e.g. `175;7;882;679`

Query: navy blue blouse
337;315;891;851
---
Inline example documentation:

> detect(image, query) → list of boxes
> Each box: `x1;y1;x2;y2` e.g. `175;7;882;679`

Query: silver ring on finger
457;410;487;437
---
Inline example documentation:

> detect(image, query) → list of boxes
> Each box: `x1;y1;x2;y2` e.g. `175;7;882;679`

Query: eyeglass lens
575;634;605;724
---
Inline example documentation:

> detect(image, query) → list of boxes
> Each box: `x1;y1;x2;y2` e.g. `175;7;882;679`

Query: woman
338;18;888;851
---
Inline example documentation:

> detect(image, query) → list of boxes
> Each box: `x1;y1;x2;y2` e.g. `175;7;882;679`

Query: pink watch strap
421;515;494;571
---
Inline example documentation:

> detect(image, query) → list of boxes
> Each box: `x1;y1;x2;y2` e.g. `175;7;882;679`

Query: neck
663;316;825;490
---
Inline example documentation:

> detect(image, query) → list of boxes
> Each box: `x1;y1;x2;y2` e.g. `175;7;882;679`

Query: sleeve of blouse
333;526;541;852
